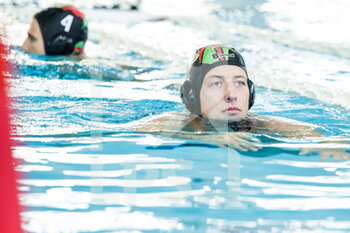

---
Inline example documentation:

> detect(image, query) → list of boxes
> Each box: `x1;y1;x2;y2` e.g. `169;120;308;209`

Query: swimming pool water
2;0;350;232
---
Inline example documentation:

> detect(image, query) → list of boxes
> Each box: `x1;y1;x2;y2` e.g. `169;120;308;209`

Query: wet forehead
204;65;247;81
28;18;42;36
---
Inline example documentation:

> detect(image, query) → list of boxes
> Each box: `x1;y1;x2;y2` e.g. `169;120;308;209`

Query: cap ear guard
248;79;255;109
181;78;255;114
180;80;200;115
35;6;88;56
46;24;87;55
46;34;74;55
182;45;256;115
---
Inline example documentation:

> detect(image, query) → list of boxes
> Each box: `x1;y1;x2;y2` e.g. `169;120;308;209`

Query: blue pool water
2;0;350;232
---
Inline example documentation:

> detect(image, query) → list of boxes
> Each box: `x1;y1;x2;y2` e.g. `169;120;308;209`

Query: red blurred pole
0;34;23;232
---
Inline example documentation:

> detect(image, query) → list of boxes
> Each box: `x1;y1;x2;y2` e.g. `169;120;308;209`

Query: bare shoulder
249;114;322;137
131;112;189;132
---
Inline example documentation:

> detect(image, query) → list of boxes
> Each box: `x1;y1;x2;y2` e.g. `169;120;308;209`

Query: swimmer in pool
132;44;345;152
134;45;319;132
21;5;88;58
128;44;350;159
178;44;319;136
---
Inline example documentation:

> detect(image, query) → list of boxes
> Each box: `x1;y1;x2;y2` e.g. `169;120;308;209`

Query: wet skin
199;65;249;122
21;18;45;55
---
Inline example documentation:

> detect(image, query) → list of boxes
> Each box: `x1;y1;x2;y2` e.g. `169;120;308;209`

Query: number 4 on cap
60;15;74;32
